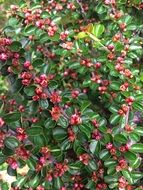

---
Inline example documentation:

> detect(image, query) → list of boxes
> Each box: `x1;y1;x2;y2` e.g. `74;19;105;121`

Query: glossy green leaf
130;143;143;153
99;149;110;160
92;24;105;38
89;140;100;154
3;112;21;123
122;170;133;184
7;165;17;176
110;81;121;91
110;114;121;125
54;177;62;190
114;134;127;143
134;127;143;136
10;41;22;52
39;100;49;109
57;116;69;128
28;175;40;188
24;25;37;35
76;32;88;39
53;127;67;141
4;137;19;150
33;58;44;67
24;86;36;96
104;159;117;168
26;127;43;136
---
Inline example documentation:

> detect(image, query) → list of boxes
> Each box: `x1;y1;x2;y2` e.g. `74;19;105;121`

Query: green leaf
41;11;49;18
7;165;17;176
57;116;69;128
16;176;27;187
53;127;67;141
45;118;56;129
28;175;40;188
10;41;22;52
48;80;58;90
109;106;118;113
81;101;91;113
33;135;47;146
4;137;19;150
110;81;121;91
26;158;36;170
109;183;118;189
135;94;143;101
3;112;21;123
51;146;62;157
130;157;141;169
24;86;36;96
88;160;97;171
54;177;62;190
1;182;9;190
39;100;49;109
130;143;143;153
134;127;143;136
107;167;116;175
129;132;140;142
80;124;91;139
0;153;6;164
129;45;142;50
8;17;18;26
40;33;50;43
95;3;107;14
89;140;100;154
132;102;143;111
69;162;82;175
114;134;127;143
76;32;88;39
104;159;117;168
24;25;37;35
132;171;143;181
26;127;43;136
2;147;14;156
92;24;105;38
99;149;110;160
85;180;95;189
110;114;121;125
124;151;137;161
61;139;71;150
122;170;133;184
33;58;44;67
104;175;118;183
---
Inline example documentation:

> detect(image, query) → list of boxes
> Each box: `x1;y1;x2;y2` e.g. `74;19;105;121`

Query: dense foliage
0;0;143;189
0;0;18;28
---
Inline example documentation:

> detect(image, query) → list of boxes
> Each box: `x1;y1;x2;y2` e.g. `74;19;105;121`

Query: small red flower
50;106;61;121
50;91;62;104
6;157;18;170
79;153;90;165
68;128;76;142
15;146;30;160
70;113;82;125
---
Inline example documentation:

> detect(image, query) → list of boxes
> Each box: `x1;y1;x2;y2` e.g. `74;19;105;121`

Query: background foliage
0;0;143;189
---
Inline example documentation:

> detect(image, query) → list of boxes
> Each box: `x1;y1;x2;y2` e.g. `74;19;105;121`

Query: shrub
0;0;143;189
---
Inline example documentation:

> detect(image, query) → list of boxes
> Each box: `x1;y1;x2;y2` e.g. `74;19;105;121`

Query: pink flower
50;106;61;121
70;113;82;125
0;118;5;127
50;91;61;104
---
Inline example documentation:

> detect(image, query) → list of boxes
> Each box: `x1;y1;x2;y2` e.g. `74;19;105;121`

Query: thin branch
125;106;130;125
76;0;86;18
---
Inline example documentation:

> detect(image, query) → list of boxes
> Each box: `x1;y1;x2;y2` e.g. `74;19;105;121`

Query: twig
125;106;130;125
76;0;86;17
